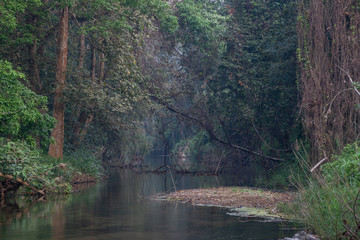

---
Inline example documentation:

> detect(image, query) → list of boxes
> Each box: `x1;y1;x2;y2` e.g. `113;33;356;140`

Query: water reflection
0;169;296;240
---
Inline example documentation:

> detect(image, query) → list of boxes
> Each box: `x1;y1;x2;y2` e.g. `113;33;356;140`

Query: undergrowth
286;141;360;239
0;139;105;197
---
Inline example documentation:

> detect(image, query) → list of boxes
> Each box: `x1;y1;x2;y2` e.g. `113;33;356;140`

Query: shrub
287;141;360;239
62;148;105;179
0;60;55;146
0;138;71;194
322;141;360;187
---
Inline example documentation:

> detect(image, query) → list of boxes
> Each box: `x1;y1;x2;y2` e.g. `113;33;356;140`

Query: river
0;169;297;240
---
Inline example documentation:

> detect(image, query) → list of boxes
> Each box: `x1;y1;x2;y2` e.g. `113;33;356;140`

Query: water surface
0;169;297;240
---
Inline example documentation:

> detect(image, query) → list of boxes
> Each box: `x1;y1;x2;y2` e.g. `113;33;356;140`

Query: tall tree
48;5;69;159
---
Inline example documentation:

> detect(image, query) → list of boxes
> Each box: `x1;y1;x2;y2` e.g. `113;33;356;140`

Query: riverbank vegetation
1;0;360;238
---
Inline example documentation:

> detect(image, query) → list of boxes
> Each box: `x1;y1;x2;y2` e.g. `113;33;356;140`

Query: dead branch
152;96;285;162
215;150;225;174
336;65;360;97
251;119;292;152
0;172;45;196
310;158;328;172
323;88;353;117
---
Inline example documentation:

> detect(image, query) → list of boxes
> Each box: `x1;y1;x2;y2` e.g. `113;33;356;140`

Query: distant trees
207;0;300;162
140;0;301;171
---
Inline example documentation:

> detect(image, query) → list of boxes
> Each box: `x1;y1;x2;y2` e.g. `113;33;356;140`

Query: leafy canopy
0;60;55;146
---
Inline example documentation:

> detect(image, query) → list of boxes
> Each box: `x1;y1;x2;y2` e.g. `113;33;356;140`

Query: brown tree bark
48;6;69;159
99;52;105;81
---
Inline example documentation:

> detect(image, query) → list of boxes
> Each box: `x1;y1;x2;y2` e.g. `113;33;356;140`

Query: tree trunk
90;45;96;81
72;45;96;148
99;52;105;81
71;26;86;146
29;40;43;94
72;110;88;148
48;6;69;159
29;39;44;148
78;24;86;70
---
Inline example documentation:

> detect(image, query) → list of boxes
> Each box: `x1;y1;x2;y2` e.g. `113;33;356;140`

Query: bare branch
336;65;360;97
0;172;45;196
310;158;328;173
152;96;285;162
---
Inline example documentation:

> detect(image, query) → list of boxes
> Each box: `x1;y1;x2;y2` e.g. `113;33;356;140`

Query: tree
0;60;54;145
48;4;69;159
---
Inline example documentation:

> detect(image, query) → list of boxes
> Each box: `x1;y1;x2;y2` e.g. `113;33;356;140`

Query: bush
62;148;105;179
291;178;359;239
0;138;71;194
322;141;360;187
287;141;360;239
0;60;55;146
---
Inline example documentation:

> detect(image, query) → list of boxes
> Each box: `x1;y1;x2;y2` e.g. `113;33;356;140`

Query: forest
1;0;360;239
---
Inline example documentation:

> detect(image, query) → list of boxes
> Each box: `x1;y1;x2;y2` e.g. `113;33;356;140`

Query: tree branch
0;172;45;196
336;65;360;97
152;96;285;162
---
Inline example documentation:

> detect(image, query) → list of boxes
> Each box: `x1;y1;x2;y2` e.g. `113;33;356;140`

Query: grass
284;142;360;239
291;178;358;238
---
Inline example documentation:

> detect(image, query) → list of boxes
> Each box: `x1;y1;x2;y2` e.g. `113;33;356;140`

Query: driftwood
0;172;45;196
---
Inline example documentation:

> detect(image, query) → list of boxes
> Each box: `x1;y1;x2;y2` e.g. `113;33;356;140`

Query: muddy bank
152;186;295;219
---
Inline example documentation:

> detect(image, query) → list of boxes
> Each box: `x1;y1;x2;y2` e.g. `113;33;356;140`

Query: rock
282;231;319;240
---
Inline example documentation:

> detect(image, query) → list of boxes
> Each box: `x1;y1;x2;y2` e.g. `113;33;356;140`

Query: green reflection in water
0;169;297;240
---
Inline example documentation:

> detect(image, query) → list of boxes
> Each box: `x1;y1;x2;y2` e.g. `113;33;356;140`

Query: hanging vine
298;0;360;163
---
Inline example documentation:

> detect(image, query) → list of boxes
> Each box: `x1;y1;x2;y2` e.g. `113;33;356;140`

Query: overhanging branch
152;96;285;162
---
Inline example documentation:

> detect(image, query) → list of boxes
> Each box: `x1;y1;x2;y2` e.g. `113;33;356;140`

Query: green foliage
177;0;228;48
253;157;306;189
62;148;105;178
0;0;42;31
322;141;360;187
286;141;360;238
0;138;70;193
0;60;55;146
207;0;300;162
172;130;212;164
0;138;105;195
289;178;359;239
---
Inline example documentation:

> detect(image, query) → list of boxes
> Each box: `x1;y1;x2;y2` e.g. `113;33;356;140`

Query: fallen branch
310;158;328;173
0;172;45;196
